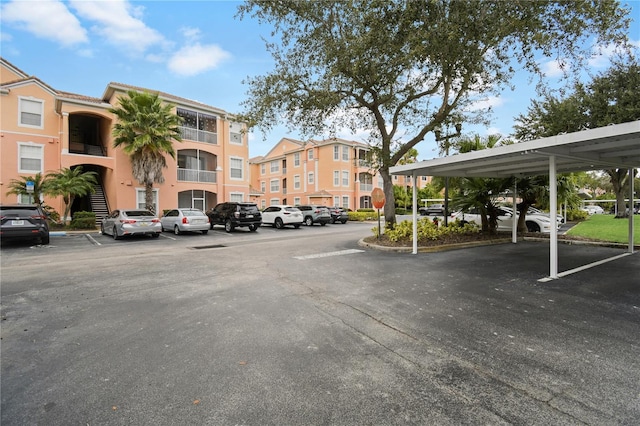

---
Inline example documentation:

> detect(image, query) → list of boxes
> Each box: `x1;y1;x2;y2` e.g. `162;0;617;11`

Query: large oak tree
238;0;631;226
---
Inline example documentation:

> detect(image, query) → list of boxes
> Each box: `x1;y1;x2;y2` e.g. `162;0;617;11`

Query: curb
358;237;513;253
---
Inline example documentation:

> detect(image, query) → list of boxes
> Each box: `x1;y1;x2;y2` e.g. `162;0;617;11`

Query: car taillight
121;219;136;224
30;215;46;220
182;217;188;224
151;218;160;223
283;211;290;215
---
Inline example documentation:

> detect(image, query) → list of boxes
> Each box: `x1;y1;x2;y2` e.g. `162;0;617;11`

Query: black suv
206;202;262;232
0;204;50;245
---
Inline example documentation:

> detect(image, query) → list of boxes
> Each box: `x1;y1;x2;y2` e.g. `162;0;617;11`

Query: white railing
179;127;217;144
177;168;217;183
360;183;373;191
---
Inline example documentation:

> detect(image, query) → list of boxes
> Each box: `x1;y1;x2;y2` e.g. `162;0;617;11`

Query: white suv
452;206;559;233
261;205;304;229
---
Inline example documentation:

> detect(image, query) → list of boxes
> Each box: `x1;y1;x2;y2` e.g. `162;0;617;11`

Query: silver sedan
160;208;209;235
101;209;162;240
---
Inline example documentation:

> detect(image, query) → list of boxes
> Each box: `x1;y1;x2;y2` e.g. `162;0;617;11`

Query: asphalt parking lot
1;223;639;425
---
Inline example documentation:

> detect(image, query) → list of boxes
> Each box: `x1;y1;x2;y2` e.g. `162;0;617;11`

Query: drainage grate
192;244;226;250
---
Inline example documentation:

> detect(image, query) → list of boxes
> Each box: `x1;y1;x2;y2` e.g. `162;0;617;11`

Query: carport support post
629;168;635;254
412;173;418;255
512;178;518;244
549;156;558;279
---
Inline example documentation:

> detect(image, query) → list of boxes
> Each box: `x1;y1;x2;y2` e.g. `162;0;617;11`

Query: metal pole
413;173;418;255
549;156;558;279
629;168;634;254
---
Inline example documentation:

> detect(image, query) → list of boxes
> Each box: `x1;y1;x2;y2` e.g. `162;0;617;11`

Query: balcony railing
360;183;373;192
177;168;217;183
69;142;107;156
179;127;217;144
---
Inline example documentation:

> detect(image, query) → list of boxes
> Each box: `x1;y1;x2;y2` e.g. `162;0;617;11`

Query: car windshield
124;210;154;217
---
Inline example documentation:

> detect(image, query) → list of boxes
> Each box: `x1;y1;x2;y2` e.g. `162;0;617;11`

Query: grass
566;214;640;244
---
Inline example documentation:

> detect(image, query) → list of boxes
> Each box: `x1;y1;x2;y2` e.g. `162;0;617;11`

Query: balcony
69;142;107;157
177;168;217;183
179;127;217;144
360;183;373;192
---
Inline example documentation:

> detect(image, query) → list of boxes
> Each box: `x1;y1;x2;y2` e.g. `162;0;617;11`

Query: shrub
349;210;380;221
567;209;589;221
377;217;480;242
70;211;96;230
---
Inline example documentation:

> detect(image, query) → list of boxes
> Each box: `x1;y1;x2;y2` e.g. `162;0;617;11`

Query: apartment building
0;58;250;220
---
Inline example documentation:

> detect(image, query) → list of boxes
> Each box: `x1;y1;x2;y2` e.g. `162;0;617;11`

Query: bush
70;211;97;230
567;209;589;221
349;210;380;221
376;217;480;242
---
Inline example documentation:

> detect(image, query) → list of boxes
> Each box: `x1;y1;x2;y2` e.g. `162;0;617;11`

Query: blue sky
2;0;638;159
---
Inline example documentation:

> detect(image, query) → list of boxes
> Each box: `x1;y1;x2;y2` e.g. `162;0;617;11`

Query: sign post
25;180;34;204
371;188;386;239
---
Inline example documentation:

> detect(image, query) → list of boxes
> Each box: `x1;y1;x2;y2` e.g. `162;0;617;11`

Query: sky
1;0;639;160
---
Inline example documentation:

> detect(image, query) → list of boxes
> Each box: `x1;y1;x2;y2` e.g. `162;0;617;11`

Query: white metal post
629;168;635;254
512;178;518;243
549;156;558;279
413;173;418;255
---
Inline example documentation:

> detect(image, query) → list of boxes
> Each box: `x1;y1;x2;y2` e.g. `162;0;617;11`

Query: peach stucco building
1;58;250;220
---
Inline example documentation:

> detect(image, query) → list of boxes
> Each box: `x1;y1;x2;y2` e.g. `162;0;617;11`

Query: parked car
261;205;303;229
161;208;209;235
419;204;445;216
581;205;604;215
452;206;559;233
526;206;565;223
0;204;50;245
206;202;262;232
101;209;162;239
297;205;331;226
324;206;349;224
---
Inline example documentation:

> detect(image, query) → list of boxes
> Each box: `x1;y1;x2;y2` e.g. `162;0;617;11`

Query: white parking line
294;249;365;260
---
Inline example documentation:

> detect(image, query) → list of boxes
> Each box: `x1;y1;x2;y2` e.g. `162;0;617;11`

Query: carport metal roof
389;120;640;280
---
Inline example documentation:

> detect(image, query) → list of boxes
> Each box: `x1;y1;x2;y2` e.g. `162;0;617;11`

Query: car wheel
304;216;313;226
320;222;326;226
174;225;181;235
341;220;347;224
249;224;258;232
225;220;234;233
152;233;160;238
330;218;336;224
202;230;208;235
294;224;301;229
112;226;120;240
275;218;284;229
41;234;50;245
526;221;540;232
101;222;106;235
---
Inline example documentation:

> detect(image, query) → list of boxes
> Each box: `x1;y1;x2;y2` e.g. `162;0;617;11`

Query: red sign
371;188;386;209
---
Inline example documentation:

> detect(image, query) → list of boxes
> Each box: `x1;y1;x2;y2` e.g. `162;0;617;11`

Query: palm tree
5;172;50;205
46;167;98;225
109;90;183;213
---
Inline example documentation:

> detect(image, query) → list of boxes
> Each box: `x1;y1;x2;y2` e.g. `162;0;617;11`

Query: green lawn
566;214;640;243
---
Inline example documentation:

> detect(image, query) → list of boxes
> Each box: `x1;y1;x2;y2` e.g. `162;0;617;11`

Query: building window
260;181;266;192
307;149;314;160
342;196;349;208
229;157;243;180
333;196;340;207
270;198;279;206
270;179;280;192
308;172;314;184
19;98;44;128
136;188;159;212
229;122;243;145
342;170;349;186
261;199;266;209
294;153;300;167
294;197;301;205
333;171;340;186
342;146;349;161
176;108;217;144
230;192;244;202
18;143;43;173
333;145;340;161
261;163;266;175
293;175;300;190
378;175;384;187
270;160;279;173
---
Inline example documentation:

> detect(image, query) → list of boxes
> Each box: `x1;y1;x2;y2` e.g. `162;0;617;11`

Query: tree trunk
63;195;72;226
607;169;628;218
380;167;396;228
145;182;155;214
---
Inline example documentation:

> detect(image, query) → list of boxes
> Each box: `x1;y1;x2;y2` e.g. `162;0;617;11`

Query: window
294;153;300;167
342;171;349;186
294;197;301;205
270;160;279;173
334;196;340;207
293;175;300;190
261;163;266;175
333;171;340;186
18;143;43;173
229;122;243;145
308;172;314;184
136;188;158;212
307;149;314;160
378;175;384;187
342;196;349;208
270;179;280;192
19;98;44;128
229;192;244;202
270;198;279;206
342;146;349;161
176;108;217;144
261;199;266;209
260;181;266;192
229;157;243;179
333;145;340;160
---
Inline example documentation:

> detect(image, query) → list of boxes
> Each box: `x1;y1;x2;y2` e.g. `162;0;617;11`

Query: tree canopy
238;0;631;225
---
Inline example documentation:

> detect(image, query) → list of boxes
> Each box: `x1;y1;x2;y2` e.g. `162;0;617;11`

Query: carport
390;120;640;280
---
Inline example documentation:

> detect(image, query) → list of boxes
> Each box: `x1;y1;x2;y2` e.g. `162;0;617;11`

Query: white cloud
542;59;566;78
468;95;504;111
1;0;88;46
168;44;231;76
69;0;165;54
180;27;202;42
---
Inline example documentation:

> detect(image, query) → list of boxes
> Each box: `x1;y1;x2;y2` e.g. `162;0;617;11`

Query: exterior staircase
90;184;109;226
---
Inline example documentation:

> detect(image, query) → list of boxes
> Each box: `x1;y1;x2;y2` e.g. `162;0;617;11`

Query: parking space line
294;249;365;260
85;234;101;246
